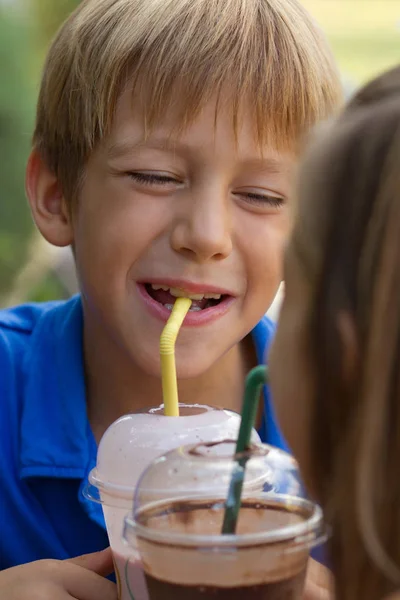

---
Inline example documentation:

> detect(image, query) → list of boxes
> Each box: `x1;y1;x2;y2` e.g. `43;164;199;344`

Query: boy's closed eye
127;170;286;211
235;190;285;210
127;170;181;187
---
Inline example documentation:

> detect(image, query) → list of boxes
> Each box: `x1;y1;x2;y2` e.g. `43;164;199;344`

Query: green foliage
30;0;81;57
0;1;80;305
302;0;400;84
28;273;68;304
0;9;35;299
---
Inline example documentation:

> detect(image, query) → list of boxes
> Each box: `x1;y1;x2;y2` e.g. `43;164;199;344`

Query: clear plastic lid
124;441;325;550
85;404;261;505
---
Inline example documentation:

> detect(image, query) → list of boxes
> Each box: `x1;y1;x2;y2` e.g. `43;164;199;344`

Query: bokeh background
0;0;399;308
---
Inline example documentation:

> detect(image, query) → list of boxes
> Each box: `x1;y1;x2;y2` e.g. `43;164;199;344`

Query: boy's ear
337;310;358;385
26;150;73;247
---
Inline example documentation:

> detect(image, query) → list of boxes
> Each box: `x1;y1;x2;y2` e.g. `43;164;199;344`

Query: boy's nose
170;190;233;263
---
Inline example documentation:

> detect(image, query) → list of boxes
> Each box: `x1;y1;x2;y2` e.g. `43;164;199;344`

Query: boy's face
53;91;292;378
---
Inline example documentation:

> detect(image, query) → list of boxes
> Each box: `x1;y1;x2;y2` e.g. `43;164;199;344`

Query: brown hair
293;96;400;600
346;64;400;111
32;0;342;206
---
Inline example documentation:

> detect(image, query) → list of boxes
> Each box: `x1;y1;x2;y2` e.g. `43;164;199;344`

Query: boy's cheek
247;230;286;299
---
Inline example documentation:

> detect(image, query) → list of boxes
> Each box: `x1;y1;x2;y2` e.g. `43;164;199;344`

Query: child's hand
303;558;334;599
0;547;117;600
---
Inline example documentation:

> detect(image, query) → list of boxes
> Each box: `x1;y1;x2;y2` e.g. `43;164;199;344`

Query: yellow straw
160;297;192;416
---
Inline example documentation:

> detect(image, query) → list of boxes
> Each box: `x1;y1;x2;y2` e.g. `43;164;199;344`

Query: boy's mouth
144;283;226;312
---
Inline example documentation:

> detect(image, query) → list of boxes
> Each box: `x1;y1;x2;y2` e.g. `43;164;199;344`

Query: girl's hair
293;95;400;600
346;65;400;111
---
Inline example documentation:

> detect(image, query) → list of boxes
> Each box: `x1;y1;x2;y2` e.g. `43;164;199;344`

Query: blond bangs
34;0;342;200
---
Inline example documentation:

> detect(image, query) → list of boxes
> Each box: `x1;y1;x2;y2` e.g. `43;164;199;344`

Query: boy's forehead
103;85;295;164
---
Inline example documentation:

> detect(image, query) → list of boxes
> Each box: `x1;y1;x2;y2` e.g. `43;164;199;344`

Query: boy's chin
137;350;220;381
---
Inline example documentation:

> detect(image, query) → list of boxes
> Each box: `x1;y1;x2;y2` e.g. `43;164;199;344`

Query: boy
0;0;341;597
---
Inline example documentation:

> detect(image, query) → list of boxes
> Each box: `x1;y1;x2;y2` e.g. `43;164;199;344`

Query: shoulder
0;299;75;394
0;300;62;335
0;297;83;441
0;301;60;364
0;303;51;396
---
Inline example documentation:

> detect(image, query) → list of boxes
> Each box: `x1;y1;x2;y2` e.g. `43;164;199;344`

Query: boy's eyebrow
242;157;290;175
107;139;289;172
106;137;190;159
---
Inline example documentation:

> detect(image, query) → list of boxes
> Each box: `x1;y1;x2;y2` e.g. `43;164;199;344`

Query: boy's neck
84;322;257;445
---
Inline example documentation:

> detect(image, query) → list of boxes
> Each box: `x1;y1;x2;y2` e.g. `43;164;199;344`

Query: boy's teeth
164;303;201;312
150;283;221;301
168;287;205;300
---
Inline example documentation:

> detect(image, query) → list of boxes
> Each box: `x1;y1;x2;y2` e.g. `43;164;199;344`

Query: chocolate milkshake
135;498;310;600
124;442;325;600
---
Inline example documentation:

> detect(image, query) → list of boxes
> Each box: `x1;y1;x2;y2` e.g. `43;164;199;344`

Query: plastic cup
124;441;325;600
85;404;261;600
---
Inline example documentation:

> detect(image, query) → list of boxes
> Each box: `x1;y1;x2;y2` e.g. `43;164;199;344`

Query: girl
346;65;400;111
269;86;400;600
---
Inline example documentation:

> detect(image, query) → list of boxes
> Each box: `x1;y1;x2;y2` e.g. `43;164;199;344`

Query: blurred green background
0;0;399;307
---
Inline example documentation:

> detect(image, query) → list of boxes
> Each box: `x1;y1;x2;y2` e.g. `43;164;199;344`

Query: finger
303;580;331;600
61;563;117;600
307;558;332;584
68;548;115;578
303;559;333;600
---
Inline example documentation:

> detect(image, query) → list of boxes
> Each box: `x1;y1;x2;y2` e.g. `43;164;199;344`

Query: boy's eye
128;171;180;186
236;191;285;209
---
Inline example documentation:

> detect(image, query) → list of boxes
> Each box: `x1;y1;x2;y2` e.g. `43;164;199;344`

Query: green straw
221;365;267;534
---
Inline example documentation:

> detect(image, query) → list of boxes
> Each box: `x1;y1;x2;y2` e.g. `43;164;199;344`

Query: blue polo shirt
0;295;287;569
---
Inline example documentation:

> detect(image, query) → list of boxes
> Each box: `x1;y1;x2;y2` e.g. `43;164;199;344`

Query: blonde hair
293;95;400;600
33;0;342;205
